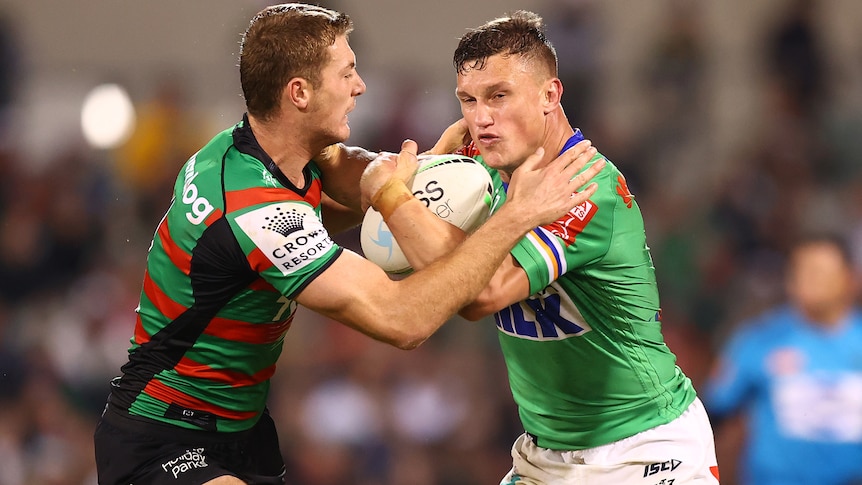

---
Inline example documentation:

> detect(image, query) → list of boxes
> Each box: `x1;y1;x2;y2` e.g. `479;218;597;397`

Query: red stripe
142;270;289;343
248;277;277;292
174;357;276;387
156;216;192;275
133;313;150;345
204;208;223;226
142;270;187;320
226;182;321;209
204;316;293;344
143;379;257;420
247;247;274;272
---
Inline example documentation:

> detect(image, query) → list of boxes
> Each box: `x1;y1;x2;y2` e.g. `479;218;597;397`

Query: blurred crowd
1;1;862;484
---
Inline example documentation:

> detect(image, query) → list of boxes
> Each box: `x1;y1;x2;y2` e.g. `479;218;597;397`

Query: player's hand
505;139;604;227
360;139;420;211
425;119;471;155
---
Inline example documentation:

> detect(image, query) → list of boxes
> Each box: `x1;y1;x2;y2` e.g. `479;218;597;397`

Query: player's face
456;54;550;174
308;35;366;145
787;242;854;321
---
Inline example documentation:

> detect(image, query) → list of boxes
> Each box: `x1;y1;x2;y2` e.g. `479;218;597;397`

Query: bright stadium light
80;83;136;149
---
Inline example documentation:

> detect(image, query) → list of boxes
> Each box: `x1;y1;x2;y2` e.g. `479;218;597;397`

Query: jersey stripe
156;215;192;275
174;356;276;387
247;247;274;272
203;208;223;227
526;230;560;282
143;379;257;420
535;228;566;278
248;278;277;292
142;273;290;345
203;315;293;344
142;270;188;319
226;183;322;210
133;314;150;345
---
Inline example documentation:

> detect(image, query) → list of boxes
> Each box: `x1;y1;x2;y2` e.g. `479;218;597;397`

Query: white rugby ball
360;154;493;274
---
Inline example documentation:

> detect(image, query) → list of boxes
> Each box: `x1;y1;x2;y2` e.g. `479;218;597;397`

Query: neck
543;108;577;163
803;304;850;330
248;114;315;185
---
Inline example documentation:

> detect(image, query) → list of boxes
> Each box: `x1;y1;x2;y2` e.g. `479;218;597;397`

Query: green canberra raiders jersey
108;115;341;433
465;131;695;450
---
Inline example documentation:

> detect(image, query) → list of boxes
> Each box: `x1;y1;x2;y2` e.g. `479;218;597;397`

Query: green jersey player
382;11;720;485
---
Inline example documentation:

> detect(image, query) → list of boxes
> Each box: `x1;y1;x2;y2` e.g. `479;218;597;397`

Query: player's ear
285;78;310;110
543;78;563;114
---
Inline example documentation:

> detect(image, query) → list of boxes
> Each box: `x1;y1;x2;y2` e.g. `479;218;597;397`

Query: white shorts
501;397;720;485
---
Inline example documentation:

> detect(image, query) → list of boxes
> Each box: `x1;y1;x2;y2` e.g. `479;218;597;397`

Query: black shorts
94;406;285;484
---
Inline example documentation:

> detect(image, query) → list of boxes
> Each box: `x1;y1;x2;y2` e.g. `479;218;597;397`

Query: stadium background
0;0;861;483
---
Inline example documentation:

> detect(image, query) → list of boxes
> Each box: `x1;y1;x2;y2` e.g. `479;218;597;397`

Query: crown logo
262;207;305;237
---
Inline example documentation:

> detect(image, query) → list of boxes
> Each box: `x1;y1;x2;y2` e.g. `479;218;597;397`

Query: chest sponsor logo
496;282;591;340
236;203;334;274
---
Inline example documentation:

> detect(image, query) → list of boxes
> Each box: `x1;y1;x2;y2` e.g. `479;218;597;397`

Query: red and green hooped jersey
110;116;342;433
462;131;696;450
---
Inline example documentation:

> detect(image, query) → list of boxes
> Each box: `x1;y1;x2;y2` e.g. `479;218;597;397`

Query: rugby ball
360;154;494;273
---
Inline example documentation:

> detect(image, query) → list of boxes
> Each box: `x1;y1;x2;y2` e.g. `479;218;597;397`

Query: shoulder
730;305;798;344
846;309;862;337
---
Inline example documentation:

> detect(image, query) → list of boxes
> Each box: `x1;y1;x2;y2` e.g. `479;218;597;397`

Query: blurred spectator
644;0;706;126
765;0;827;119
0;9;21;140
703;233;862;485
113;77;208;226
542;0;602;133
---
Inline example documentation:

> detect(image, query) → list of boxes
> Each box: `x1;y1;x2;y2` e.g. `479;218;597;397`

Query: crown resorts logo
236;203;334;275
262;206;305;237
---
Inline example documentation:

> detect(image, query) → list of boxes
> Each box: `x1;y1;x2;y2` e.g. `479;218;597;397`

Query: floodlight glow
81;83;136;149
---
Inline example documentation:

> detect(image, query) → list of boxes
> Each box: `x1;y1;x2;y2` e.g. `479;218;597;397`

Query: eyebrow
337;60;357;74
456;81;510;99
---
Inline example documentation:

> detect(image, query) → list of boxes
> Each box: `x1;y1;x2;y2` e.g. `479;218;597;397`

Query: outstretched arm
377;140;602;320
296;139;597;349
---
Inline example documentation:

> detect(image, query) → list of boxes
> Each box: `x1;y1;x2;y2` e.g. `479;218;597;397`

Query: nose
472;101;493;128
354;74;366;96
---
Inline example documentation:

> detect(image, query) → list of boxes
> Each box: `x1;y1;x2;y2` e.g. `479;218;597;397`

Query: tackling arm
315;143;377;213
382;140;602;321
297;139;599;349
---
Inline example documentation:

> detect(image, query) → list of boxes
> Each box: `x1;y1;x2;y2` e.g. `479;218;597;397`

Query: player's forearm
385;198;468;270
320;194;364;234
391;202;533;332
316;144;378;211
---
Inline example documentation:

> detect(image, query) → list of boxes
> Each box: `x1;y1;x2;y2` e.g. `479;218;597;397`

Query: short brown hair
239;3;353;120
454;10;558;77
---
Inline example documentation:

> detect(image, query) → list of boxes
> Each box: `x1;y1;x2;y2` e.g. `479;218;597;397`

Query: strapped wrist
371;179;414;220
